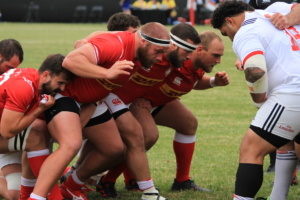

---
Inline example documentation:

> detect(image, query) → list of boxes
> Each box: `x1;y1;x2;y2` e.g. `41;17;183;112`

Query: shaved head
140;22;170;40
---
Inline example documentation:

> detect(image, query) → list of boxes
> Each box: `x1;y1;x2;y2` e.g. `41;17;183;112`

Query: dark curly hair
107;12;141;31
211;0;254;29
39;54;74;82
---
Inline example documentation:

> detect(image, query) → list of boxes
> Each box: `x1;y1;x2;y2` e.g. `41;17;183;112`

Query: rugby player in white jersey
211;1;300;199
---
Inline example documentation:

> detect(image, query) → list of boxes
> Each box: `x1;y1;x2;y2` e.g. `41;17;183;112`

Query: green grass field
0;22;298;199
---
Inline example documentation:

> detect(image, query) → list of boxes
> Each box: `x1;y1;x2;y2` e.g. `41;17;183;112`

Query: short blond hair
199;31;222;51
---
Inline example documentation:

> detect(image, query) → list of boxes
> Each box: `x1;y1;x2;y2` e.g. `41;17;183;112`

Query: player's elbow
0;131;14;140
62;56;73;71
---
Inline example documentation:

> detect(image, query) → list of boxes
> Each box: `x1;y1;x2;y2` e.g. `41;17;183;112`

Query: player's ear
140;38;147;47
41;71;50;83
196;45;203;54
225;17;234;27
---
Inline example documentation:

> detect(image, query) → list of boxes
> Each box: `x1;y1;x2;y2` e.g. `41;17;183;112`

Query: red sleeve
196;69;205;80
5;80;34;113
89;34;123;65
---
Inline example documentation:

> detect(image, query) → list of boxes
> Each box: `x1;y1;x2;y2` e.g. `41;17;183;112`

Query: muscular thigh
154;99;197;135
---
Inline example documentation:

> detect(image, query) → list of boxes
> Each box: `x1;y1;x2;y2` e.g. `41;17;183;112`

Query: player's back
234;10;300;95
0;68;39;119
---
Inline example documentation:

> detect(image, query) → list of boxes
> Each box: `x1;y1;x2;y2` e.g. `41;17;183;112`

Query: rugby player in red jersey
64;12;141;186
32;23;170;200
0;54;74;200
88;23;203;197
98;31;228;194
130;32;229;191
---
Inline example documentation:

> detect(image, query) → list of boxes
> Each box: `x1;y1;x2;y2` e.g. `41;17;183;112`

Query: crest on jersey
141;65;152;72
173;77;182;86
165;67;172;77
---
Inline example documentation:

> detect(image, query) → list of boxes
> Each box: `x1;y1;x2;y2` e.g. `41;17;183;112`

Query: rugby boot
81;184;96;193
141;187;167;200
125;179;160;192
265;163;275;174
125;179;140;191
96;176;119;198
256;197;270;200
60;182;87;200
291;175;298;186
171;178;211;192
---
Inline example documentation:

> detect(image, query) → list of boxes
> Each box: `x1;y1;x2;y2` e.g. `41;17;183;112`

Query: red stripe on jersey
243;51;264;66
291;3;297;10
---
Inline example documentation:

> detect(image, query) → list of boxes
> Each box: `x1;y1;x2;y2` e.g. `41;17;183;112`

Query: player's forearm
1;108;43;139
193;75;212;90
63;53;109;79
286;4;300;26
84;31;108;41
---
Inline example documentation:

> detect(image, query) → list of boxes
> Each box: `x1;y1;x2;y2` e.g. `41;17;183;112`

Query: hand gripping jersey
0;68;40;120
112;54;173;104
60;31;140;104
233;5;300;97
142;59;204;107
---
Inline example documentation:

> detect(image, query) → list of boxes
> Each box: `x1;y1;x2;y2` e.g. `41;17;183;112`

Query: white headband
170;33;198;51
139;31;170;47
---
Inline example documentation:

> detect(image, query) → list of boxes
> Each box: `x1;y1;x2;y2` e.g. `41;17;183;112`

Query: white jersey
233;3;300;97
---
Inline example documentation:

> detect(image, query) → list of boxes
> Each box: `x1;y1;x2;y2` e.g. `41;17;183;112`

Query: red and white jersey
60;31;140;103
142;59;204;107
233;4;300;97
0;68;40;120
112;54;173;104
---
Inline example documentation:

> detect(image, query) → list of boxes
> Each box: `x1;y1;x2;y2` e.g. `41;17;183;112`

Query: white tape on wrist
210;77;218;87
253;102;264;109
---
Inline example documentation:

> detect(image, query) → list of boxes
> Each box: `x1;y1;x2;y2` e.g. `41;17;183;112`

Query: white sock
21;177;37;187
71;170;85;185
270;151;298;200
137;178;154;191
30;193;46;200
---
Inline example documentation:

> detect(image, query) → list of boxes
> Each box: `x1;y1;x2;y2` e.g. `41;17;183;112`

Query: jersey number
0;69;16;85
284;27;300;51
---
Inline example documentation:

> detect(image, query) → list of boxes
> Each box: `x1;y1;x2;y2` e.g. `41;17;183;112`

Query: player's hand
235;59;243;71
74;39;88;49
215;71;230;86
106;60;134;79
265;13;290;30
38;95;55;111
132;98;152;112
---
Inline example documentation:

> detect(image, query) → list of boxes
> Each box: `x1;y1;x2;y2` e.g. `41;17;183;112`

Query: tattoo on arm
244;67;265;83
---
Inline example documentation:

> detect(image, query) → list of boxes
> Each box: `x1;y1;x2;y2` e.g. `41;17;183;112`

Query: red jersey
0;68;40;120
60;32;140;103
113;54;173;104
142;59;205;107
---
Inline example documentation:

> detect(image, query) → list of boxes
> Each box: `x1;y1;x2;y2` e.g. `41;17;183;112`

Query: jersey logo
23;77;35;98
112;98;122;106
173;77;182;86
165;67;172;77
279;125;295;133
160;84;187;98
241;18;257;27
131;72;162;86
141;65;152;72
96;79;122;91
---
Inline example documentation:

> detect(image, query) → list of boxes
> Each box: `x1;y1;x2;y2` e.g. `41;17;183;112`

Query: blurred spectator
132;0;147;9
147;0;162;9
120;0;131;15
162;0;177;24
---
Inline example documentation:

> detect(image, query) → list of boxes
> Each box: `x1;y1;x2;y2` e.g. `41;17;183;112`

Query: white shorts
104;93;130;118
0;152;22;169
251;93;300;140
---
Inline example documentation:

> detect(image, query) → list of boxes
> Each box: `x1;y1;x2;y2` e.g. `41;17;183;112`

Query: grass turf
0;22;298;200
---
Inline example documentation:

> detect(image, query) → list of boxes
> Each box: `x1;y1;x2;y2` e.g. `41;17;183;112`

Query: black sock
235;163;263;198
269;151;276;165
